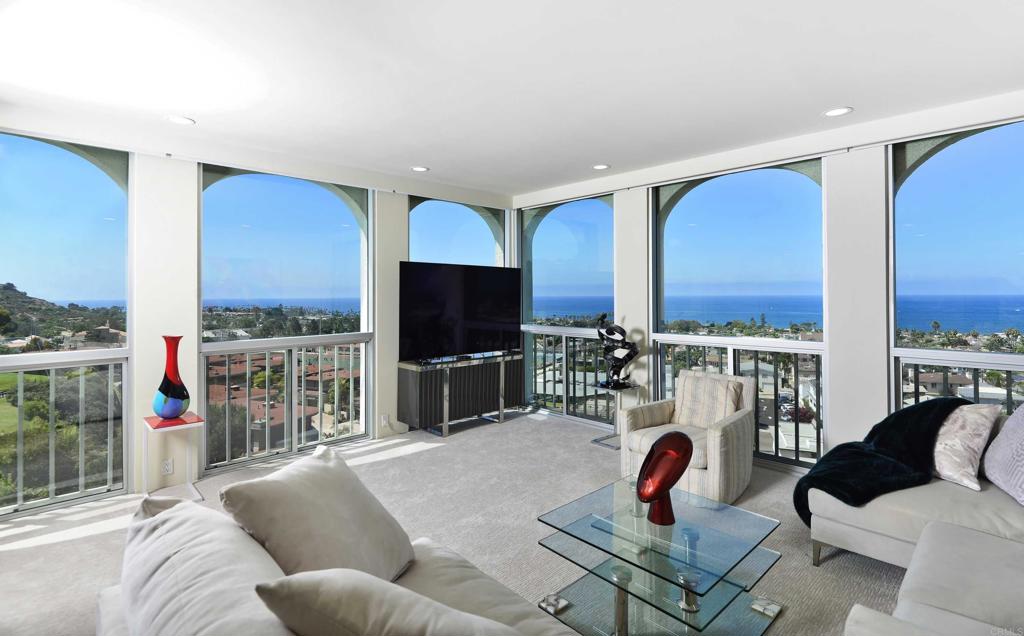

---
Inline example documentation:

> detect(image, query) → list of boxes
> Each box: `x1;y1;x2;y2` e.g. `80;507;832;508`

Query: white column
823;147;890;449
613;188;651;406
129;154;200;491
373;191;409;437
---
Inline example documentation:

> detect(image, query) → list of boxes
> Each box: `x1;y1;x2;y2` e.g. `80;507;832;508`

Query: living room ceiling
1;0;1023;197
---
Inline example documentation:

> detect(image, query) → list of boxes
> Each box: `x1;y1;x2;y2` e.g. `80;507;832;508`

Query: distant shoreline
48;294;1024;333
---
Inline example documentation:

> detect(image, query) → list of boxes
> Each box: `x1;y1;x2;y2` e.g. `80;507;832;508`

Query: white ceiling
2;0;1024;197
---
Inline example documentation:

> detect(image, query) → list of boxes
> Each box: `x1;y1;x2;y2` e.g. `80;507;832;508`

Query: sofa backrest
674;369;756;412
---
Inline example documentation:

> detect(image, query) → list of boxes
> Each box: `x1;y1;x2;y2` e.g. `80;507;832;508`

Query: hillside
0;283;125;343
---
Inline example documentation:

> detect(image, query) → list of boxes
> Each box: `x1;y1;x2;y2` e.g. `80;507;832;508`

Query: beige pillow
672;373;741;428
122;497;291;636
220;445;414;581
256;568;520;636
934;403;1002;491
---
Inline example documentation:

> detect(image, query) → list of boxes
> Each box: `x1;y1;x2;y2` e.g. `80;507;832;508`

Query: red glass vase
636;432;693;525
152;335;190;419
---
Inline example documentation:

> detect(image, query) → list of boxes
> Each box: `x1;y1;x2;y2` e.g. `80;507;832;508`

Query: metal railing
201;333;371;470
654;335;825;467
522;325;614;426
0;356;126;516
893;347;1024;414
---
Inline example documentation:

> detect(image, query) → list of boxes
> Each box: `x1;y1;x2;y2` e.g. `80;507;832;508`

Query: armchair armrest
621;398;675;433
704;407;755;504
844;605;939;636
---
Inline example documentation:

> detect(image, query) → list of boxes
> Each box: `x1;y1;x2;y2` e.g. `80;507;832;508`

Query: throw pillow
933;403;1001;491
220;445;415;580
672;372;741;428
983;406;1024;505
256;568;520;636
122;497;291;636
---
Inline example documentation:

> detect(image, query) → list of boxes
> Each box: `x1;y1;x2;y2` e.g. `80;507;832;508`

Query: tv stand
397;352;524;436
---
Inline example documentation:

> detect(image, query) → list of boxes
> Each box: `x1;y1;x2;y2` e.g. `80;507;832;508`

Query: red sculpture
636;432;693;525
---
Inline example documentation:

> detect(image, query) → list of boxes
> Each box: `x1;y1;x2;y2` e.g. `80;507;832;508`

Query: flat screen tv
399;262;522;362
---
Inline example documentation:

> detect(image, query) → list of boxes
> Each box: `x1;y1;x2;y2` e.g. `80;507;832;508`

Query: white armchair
619;370;755;504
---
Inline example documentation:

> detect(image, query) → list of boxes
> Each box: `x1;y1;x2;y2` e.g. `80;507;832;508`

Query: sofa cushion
220;445;415;581
893;521;1024;635
397;538;577;636
983;407;1024;505
672;373;741;428
256;568;519;636
627;424;708;469
121;497;292;636
808;477;1024;544
933;404;1000;491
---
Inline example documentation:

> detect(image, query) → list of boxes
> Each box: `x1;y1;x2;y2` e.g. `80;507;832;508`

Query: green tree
0;307;12;334
930;320;941;334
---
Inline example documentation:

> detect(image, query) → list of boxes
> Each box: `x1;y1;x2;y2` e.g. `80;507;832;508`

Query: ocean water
59;295;1024;334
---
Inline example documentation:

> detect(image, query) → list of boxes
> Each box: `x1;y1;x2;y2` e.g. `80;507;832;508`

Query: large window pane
0;133;127;355
522;197;613;327
201;166;368;341
409;198;504;266
655;161;822;339
894;122;1024;353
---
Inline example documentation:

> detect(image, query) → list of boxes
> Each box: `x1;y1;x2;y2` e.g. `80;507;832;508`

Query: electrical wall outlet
161;458;174;475
381;414;389;432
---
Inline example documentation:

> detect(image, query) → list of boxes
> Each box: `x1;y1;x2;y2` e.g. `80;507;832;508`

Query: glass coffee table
537;479;782;635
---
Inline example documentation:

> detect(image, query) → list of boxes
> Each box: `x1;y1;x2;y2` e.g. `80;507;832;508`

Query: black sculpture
596;313;639;390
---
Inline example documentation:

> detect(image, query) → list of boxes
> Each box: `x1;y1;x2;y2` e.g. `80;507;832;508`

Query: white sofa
620;370;756;504
844;521;1024;636
809;416;1024;568
98;500;573;636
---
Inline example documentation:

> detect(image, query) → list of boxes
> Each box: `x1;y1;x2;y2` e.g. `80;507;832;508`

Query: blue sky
895;120;1024;295
0;133;126;303
203;173;363;300
4;120;1024;306
409;200;503;266
527;198;614;296
662;167;822;296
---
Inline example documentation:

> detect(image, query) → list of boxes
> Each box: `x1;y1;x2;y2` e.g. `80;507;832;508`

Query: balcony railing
893;348;1024;414
0;356;126;516
201;333;371;470
654;336;824;468
522;326;614;426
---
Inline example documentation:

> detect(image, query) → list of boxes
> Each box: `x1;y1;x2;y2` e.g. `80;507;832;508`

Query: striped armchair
619;370;755;504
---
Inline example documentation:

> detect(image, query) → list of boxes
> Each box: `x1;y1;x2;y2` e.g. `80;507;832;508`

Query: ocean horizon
53;294;1024;334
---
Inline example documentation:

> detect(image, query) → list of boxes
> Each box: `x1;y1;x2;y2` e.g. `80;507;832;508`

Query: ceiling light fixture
823;107;854;118
411;166;430;172
166;114;196;126
592;164;610;170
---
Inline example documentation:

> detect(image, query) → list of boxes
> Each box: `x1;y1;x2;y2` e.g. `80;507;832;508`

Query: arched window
893;121;1024;354
408;198;504;266
521;196;613;327
201;166;368;341
0;133;128;354
654;160;822;338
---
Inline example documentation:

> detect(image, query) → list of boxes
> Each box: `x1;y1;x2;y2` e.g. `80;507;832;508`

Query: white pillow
934;404;1002;491
983;407;1024;505
220;445;415;581
256;568;520;636
122;497;292;636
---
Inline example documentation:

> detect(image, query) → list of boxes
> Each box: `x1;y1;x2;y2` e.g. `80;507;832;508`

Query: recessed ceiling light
166;114;196;126
592;164;610;170
823;107;854;118
411;166;430;172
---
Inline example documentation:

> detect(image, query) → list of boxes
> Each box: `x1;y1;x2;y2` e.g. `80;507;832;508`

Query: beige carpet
0;412;902;636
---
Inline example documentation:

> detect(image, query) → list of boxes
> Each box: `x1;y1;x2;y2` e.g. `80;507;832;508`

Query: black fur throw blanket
793;397;969;526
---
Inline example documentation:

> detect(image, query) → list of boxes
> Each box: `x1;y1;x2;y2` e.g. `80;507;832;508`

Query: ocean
59;295;1024;334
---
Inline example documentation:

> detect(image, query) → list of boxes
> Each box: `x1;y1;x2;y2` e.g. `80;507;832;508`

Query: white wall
373;191;410;437
822;147;891;447
612;188;651;406
129;155;201;490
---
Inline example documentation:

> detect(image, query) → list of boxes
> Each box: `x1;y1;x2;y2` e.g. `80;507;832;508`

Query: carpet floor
0;412;902;635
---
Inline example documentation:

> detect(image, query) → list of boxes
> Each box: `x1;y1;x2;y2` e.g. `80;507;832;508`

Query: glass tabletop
538;479;779;596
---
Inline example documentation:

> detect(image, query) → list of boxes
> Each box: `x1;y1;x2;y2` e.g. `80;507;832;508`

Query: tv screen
399;262;522;362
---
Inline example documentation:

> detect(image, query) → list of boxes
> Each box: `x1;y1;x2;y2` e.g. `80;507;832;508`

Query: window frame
887;123;1024;413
